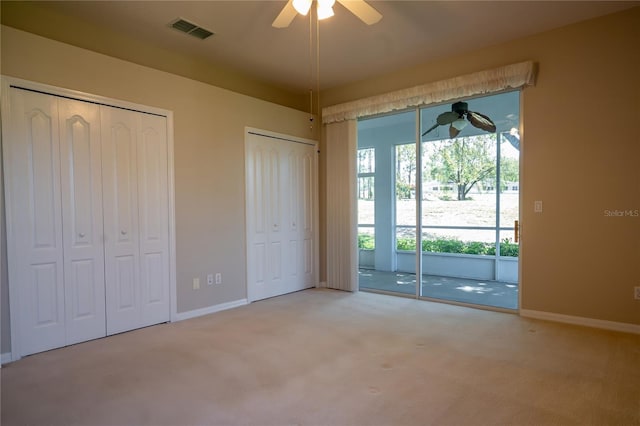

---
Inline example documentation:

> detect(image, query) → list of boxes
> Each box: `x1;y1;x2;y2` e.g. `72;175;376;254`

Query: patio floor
358;269;518;310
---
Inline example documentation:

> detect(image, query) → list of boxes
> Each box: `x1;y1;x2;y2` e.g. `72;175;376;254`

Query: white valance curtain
322;61;536;124
323;61;537;292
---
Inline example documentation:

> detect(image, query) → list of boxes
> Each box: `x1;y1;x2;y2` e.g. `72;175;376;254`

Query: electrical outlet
207;274;214;285
635;286;640;300
192;278;200;290
215;273;222;284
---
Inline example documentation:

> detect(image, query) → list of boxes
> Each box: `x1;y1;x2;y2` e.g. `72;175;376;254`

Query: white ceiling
32;1;638;93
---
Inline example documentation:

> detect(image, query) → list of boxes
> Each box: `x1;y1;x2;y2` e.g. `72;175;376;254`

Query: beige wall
323;7;640;326
0;1;308;112
0;26;319;353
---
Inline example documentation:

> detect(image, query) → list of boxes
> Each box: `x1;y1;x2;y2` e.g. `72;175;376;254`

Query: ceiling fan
273;0;382;28
422;101;497;139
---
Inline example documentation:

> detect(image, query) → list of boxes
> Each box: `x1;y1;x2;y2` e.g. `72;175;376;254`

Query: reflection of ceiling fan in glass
273;0;382;28
422;101;497;139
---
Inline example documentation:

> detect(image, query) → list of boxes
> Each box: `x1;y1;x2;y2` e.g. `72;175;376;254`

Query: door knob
121;230;128;235
79;232;85;238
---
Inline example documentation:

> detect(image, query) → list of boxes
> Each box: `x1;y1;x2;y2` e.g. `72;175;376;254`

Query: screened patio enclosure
357;91;520;310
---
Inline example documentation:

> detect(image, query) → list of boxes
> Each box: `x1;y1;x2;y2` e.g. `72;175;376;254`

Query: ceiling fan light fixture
318;0;335;8
317;0;335;20
452;118;468;131
273;0;381;28
293;0;312;16
317;5;334;20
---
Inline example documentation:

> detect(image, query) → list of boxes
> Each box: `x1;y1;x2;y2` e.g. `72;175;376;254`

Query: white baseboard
520;309;640;335
174;299;248;322
1;300;249;364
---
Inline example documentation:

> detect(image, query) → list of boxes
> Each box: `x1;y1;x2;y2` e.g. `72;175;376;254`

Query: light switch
534;200;543;213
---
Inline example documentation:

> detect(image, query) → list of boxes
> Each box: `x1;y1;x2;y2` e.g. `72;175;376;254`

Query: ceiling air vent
170;18;214;40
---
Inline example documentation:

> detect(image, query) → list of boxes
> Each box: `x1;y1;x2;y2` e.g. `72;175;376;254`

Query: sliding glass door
358;110;418;295
358;91;520;310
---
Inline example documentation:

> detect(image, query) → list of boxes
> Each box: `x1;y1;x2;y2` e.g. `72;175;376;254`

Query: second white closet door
101;106;170;335
136;113;171;329
246;133;316;302
101;106;142;335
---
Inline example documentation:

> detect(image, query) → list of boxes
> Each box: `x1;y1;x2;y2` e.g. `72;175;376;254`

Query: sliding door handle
514;220;519;243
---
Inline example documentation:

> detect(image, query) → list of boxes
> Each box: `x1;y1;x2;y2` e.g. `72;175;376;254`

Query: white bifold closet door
5;90;106;355
245;131;317;302
4;87;170;357
101;106;170;335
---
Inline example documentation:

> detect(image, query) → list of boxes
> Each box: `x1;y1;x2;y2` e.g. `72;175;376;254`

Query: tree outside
395;144;416;199
499;156;519;189
427;134;496;201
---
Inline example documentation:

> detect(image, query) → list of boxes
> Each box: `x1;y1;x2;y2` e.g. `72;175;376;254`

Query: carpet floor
2;288;639;426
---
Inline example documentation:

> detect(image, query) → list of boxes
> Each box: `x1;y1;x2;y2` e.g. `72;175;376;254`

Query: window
358;147;375;249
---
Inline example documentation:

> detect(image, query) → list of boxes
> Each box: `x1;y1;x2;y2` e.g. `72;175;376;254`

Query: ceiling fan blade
272;0;298;28
467;111;497;133
449;125;460;139
436;111;459;125
336;0;382;25
421;123;439;137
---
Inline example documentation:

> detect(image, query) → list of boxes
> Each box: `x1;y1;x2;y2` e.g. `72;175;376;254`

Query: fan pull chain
308;9;314;131
305;3;321;132
316;8;320;128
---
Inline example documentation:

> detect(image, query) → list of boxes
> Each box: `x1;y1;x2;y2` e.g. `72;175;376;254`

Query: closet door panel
115;255;136;309
68;260;97;314
246;140;270;301
290;144;316;289
6;89;66;356
142;253;164;301
31;264;61;325
138;117;168;244
286;150;301;285
101;106;141;335
138;114;170;326
268;147;285;295
248;138;295;300
58;99;107;344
